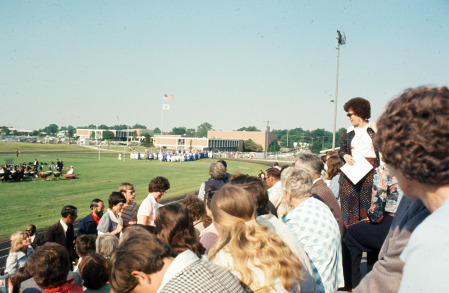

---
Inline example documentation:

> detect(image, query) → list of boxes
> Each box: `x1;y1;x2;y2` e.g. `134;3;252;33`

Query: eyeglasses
26;229;32;232
347;112;355;118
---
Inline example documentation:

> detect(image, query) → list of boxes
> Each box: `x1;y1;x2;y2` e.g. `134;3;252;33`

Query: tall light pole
332;30;346;150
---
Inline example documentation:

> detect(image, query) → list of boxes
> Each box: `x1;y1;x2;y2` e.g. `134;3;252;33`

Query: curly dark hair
326;156;344;180
148;176;170;192
343;97;371;120
374;86;449;184
183;192;206;222
155;203;206;257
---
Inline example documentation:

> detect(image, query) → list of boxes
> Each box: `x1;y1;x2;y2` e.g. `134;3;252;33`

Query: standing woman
339;98;380;228
97;192;126;236
209;185;302;292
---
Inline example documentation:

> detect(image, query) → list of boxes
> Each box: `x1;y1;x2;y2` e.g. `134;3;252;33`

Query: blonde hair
208;185;302;291
118;182;134;194
10;231;26;253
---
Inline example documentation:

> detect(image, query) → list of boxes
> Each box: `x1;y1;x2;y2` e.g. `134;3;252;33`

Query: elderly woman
374;86;449;292
339;97;380;228
197;162;226;201
96;233;118;261
4;231;33;276
282;167;344;293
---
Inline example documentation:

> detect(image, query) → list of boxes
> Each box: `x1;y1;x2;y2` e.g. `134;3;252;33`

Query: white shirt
137;193;157;226
350;123;376;158
59;219;68;238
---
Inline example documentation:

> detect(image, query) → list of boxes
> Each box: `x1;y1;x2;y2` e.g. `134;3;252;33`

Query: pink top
199;223;219;254
137;194;157;226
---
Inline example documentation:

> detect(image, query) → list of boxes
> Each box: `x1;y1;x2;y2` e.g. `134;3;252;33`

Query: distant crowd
127;149;212;162
1;86;448;293
0;159;76;182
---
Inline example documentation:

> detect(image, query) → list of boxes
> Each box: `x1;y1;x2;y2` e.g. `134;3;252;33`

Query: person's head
27;243;70;289
209;185;302;290
344;97;371;127
320;155;327;165
326;156;344;180
155;203;205;257
109;231;177;293
78;253;109;290
108;192;126;214
183;192;206;222
208;162;226;181
205;186;218;218
76;234;97;258
229;174;271;216
148;176;170;200
90;199;104;217
119;182;135;203
295;153;323;178
265;167;281;188
96;233;119;261
61;205;78;224
273;162;279;167
281;167;313;207
326;150;338;160
10;231;30;253
217;159;227;170
374;86;449;196
26;225;36;237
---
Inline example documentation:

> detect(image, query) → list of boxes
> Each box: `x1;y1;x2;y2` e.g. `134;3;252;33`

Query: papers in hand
340;154;373;185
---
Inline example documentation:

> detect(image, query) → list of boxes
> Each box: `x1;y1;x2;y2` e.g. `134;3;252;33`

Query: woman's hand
116;223;123;234
344;154;355;165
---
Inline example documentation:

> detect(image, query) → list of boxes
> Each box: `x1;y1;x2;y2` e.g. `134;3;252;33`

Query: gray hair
295;153;323;176
96;233;118;260
209;162;226;180
281;167;313;198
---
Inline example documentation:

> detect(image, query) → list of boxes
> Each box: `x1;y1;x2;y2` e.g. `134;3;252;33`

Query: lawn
0;142;267;238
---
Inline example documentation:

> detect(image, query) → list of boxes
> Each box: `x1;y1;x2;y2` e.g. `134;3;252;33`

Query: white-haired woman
208;185;302;292
282;167;344;293
4;231;33;276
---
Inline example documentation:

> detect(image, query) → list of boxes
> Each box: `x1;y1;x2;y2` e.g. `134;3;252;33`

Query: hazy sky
1;0;448;133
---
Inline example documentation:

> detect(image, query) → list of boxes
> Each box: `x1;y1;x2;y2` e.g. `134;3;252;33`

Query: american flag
164;94;174;100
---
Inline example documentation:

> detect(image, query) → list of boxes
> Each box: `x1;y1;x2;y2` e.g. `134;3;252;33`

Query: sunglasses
347;113;355;118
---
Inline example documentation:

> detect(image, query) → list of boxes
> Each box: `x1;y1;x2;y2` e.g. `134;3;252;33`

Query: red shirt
91;212;101;225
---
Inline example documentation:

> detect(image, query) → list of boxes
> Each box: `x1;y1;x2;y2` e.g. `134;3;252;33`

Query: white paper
340;153;373;185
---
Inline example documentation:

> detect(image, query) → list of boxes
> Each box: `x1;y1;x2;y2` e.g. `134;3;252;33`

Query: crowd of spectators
1;86;448;293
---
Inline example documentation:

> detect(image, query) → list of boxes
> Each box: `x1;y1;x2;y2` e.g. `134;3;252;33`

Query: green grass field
0;142;267;238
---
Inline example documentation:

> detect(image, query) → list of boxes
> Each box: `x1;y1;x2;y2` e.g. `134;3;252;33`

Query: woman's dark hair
76;234;97;257
108;192;126;209
229;174;270;216
374;86;449;184
78;253;109;290
148;176;170;192
326;156;344;180
28;243;70;289
343;97;371;120
11;267;31;293
183;192;206;222
155;203;205;257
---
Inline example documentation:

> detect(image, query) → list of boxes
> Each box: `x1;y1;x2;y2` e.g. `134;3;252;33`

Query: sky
1;0;448;134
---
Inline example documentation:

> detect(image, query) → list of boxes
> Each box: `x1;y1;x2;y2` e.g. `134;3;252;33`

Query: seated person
109;229;246;293
26;243;83;293
78;253;110;293
73;235;96;272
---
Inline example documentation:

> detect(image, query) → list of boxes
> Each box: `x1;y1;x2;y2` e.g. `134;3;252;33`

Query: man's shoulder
160;260;245;293
80;213;94;223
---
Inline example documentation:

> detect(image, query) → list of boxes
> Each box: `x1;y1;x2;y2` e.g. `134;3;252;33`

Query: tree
44;124;59;135
143;133;152;147
132;124;147;129
186;128;195;136
90;131;96;139
243;139;263;152
98;124;109;130
102;131;114;140
1;126;9;135
237;126;260;132
154;127;161;134
66;126;75;138
196;122;213;138
268;139;281;152
310;140;322;154
171;127;187;135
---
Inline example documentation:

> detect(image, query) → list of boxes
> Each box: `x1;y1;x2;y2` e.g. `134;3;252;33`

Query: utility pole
263;120;270;158
332;30;346;150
